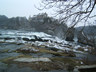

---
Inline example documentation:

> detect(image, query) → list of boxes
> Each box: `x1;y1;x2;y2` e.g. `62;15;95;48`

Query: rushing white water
0;30;92;53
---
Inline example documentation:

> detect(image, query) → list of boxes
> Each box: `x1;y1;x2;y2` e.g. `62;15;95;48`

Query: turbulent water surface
0;30;96;72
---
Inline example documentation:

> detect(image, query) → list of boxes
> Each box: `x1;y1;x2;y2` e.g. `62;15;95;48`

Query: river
0;30;96;72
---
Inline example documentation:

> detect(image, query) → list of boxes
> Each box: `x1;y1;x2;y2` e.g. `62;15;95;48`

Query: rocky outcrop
76;26;96;47
77;31;94;46
65;27;75;41
14;57;51;62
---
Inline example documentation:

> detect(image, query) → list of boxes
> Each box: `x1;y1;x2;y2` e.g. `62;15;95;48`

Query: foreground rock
16;45;76;57
14;57;51;62
16;47;39;53
74;65;96;72
1;56;81;71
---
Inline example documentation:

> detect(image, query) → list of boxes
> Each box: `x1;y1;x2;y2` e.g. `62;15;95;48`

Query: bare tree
39;0;96;27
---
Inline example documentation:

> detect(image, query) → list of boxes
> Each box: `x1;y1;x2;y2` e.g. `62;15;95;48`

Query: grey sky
0;0;53;18
0;0;95;26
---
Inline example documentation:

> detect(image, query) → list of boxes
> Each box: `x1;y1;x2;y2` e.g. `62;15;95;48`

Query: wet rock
67;64;74;72
13;61;66;71
51;57;81;68
74;65;96;72
23;38;35;42
37;47;74;57
14;57;51;62
4;37;15;40
49;47;59;51
0;62;7;71
65;27;75;41
76;26;96;47
77;47;84;52
77;31;95;47
90;48;96;55
0;52;81;71
34;35;43;41
68;53;76;57
64;50;76;57
31;53;54;58
22;36;45;42
39;45;47;48
0;49;10;53
16;43;23;45
16;47;39;53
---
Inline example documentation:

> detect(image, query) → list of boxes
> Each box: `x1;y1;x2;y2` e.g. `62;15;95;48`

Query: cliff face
0;14;68;39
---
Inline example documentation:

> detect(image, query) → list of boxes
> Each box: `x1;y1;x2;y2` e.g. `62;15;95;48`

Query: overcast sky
0;0;53;18
0;0;96;26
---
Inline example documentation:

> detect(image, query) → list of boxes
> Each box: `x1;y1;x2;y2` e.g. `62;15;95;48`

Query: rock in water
14;57;51;62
